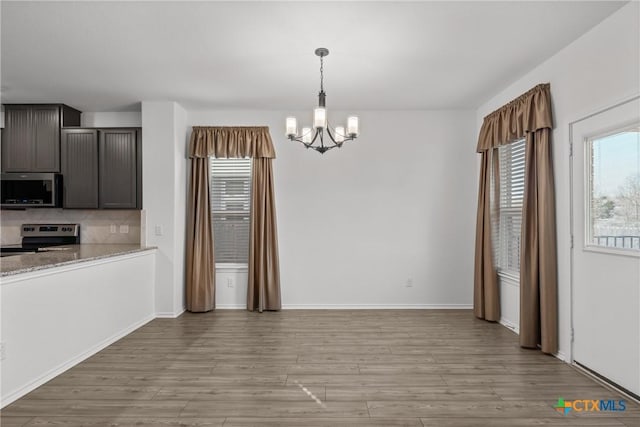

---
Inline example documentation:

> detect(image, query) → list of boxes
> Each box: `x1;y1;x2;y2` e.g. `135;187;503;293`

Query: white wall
475;2;640;359
216;266;249;309
81;111;142;128
173;105;188;313
0;251;156;407
141;101;187;316
188;109;477;308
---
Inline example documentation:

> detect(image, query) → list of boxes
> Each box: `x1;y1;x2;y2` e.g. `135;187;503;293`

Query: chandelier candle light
286;48;359;154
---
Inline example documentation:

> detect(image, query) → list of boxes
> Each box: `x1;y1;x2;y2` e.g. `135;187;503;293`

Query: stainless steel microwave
0;173;62;208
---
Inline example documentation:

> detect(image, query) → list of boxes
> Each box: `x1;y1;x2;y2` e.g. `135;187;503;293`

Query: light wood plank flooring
1;310;638;426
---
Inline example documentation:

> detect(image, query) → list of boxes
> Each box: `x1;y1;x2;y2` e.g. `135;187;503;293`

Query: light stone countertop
0;244;156;278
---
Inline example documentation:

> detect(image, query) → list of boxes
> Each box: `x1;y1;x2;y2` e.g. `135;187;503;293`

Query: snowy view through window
589;127;640;250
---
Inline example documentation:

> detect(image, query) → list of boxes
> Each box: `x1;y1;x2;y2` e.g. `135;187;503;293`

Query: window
210;158;252;264
587;126;640;250
493;139;526;277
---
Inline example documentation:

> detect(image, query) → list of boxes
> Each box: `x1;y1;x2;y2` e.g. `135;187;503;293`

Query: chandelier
286;48;359;154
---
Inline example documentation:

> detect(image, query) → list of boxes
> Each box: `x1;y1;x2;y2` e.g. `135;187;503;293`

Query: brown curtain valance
189;126;276;159
476;83;553;152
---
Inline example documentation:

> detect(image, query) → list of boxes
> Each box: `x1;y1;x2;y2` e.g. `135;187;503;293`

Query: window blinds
495;139;526;275
210;158;252;264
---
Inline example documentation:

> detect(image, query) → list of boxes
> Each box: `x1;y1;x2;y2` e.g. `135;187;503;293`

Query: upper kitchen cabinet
61;128;99;209
99;129;141;209
1;104;81;172
61;128;142;210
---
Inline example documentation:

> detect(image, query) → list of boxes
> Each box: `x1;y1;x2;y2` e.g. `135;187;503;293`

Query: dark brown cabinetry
61;129;99;209
1;104;81;172
100;129;140;209
61;128;141;209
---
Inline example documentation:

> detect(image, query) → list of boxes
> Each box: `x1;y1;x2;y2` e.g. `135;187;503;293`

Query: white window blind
494;139;526;276
210;158;252;264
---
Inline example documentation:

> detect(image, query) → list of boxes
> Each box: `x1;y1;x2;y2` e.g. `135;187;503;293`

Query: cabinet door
1;106;33;172
99;129;138;209
32;105;61;172
61;129;99;208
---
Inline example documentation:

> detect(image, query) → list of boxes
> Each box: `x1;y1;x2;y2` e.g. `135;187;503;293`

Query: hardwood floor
1;310;638;426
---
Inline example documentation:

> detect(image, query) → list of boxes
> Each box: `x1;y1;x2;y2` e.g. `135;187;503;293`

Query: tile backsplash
0;209;141;245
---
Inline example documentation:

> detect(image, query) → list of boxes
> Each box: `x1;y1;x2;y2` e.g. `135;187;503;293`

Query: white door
571;95;640;397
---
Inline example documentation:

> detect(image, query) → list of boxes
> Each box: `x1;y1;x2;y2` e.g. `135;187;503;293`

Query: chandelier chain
320;55;324;93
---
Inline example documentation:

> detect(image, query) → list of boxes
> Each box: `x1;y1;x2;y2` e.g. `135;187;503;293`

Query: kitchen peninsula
1;243;154;276
1;243;157;406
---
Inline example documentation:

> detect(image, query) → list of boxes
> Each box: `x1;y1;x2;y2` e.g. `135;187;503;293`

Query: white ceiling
0;1;627;112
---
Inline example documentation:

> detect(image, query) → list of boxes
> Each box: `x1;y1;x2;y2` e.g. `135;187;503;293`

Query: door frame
568;93;640;387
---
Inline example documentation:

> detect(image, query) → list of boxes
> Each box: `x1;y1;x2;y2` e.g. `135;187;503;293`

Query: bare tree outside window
593;196;615;220
617;174;640;223
589;128;640;250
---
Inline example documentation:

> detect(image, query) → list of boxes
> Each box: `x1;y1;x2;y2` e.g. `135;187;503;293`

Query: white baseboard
554;350;567;362
1;314;155;408
215;304;245;309
215;304;473;310
284;304;473;309
155;308;186;318
499;317;520;334
498;319;568;363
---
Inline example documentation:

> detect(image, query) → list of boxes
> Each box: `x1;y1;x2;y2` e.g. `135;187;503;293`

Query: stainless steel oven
0;173;62;208
0;223;80;257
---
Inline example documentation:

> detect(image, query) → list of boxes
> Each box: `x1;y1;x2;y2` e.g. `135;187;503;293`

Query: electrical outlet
405;278;414;288
227;278;234;288
154;225;163;236
119;225;129;234
0;342;5;361
109;224;117;234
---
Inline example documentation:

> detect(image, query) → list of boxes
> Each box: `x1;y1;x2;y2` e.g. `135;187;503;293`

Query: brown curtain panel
185;157;215;312
248;158;282;312
473;150;499;321
474;83;558;354
186;126;281;313
520;128;558;353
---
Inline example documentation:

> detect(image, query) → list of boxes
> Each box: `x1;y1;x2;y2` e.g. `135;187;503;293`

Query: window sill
582;245;640;258
497;270;520;287
215;263;248;272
